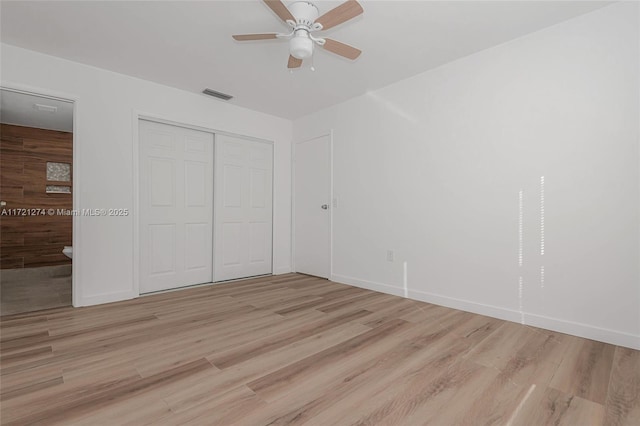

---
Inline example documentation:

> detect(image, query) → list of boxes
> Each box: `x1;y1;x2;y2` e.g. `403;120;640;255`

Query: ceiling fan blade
288;55;303;69
316;0;363;31
263;0;295;23
322;39;362;60
232;33;279;41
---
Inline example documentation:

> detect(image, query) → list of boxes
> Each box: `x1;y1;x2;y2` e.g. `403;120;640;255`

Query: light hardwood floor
1;273;638;425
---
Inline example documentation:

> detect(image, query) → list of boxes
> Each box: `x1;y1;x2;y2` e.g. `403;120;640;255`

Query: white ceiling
0;90;74;132
0;1;612;120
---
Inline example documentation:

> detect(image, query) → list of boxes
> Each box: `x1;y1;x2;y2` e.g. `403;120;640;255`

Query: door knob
321;204;329;210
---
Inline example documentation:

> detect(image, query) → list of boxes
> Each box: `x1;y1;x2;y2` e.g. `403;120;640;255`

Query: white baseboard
273;266;292;275
77;290;137;307
408;288;640;350
331;274;405;297
327;274;639;350
524;312;640;350
76;270;640;350
407;289;524;324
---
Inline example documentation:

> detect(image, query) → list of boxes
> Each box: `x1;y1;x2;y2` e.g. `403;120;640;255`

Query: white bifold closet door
214;134;273;281
139;120;214;293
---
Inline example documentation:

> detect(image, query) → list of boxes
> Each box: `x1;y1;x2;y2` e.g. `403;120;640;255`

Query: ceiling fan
232;0;363;69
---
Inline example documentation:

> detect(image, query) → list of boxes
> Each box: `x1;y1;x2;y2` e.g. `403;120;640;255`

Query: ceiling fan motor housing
288;1;320;27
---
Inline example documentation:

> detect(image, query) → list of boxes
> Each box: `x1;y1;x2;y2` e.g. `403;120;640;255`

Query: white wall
1;43;293;306
294;3;639;349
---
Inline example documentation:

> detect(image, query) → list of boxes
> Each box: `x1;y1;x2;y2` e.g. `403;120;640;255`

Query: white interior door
294;135;331;278
214;134;273;281
139;120;213;293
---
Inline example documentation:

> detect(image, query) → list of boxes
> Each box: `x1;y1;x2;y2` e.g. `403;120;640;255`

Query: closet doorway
138;119;273;294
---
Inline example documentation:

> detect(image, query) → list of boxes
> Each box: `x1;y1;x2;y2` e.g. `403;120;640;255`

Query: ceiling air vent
34;103;58;113
202;88;233;101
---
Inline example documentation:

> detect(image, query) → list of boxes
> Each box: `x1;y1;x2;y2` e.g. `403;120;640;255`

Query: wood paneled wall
1;124;72;269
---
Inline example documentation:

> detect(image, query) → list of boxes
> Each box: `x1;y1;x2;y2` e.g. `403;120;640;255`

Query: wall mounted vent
202;89;233;101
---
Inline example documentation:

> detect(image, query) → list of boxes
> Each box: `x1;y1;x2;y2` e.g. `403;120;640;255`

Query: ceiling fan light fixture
289;31;313;59
232;0;364;68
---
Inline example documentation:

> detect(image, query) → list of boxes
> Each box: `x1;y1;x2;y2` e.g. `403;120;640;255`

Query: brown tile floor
0;265;71;316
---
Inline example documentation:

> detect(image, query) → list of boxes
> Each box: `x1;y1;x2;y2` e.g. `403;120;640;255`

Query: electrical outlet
333;197;338;208
387;250;394;262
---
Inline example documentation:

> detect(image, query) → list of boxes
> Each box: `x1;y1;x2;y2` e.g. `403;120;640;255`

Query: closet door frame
132;112;275;297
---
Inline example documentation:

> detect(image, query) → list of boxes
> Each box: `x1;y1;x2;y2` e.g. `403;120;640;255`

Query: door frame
0;82;81;307
291;131;334;278
132;112;275;297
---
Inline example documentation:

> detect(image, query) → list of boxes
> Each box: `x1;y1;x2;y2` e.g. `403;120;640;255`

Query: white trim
273;266;293;275
212;135;219;282
270;138;275;277
408;289;523;323
0;83;78;104
0;82;82;307
331;273;405;298
212;133;218;283
131;113;141;298
290;139;295;271
525;312;640;350
71;98;80;306
330;268;640;349
291;132;333;278
78;290;137;307
407;288;640;350
637;9;640;353
135;112;273;145
329;130;334;278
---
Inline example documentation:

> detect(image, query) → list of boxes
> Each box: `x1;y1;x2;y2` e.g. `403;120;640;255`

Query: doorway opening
0;88;74;315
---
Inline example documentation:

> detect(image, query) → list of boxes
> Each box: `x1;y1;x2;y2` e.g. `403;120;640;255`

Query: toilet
62;246;73;259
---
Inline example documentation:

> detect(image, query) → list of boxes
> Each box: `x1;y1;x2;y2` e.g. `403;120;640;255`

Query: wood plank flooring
0;273;638;425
